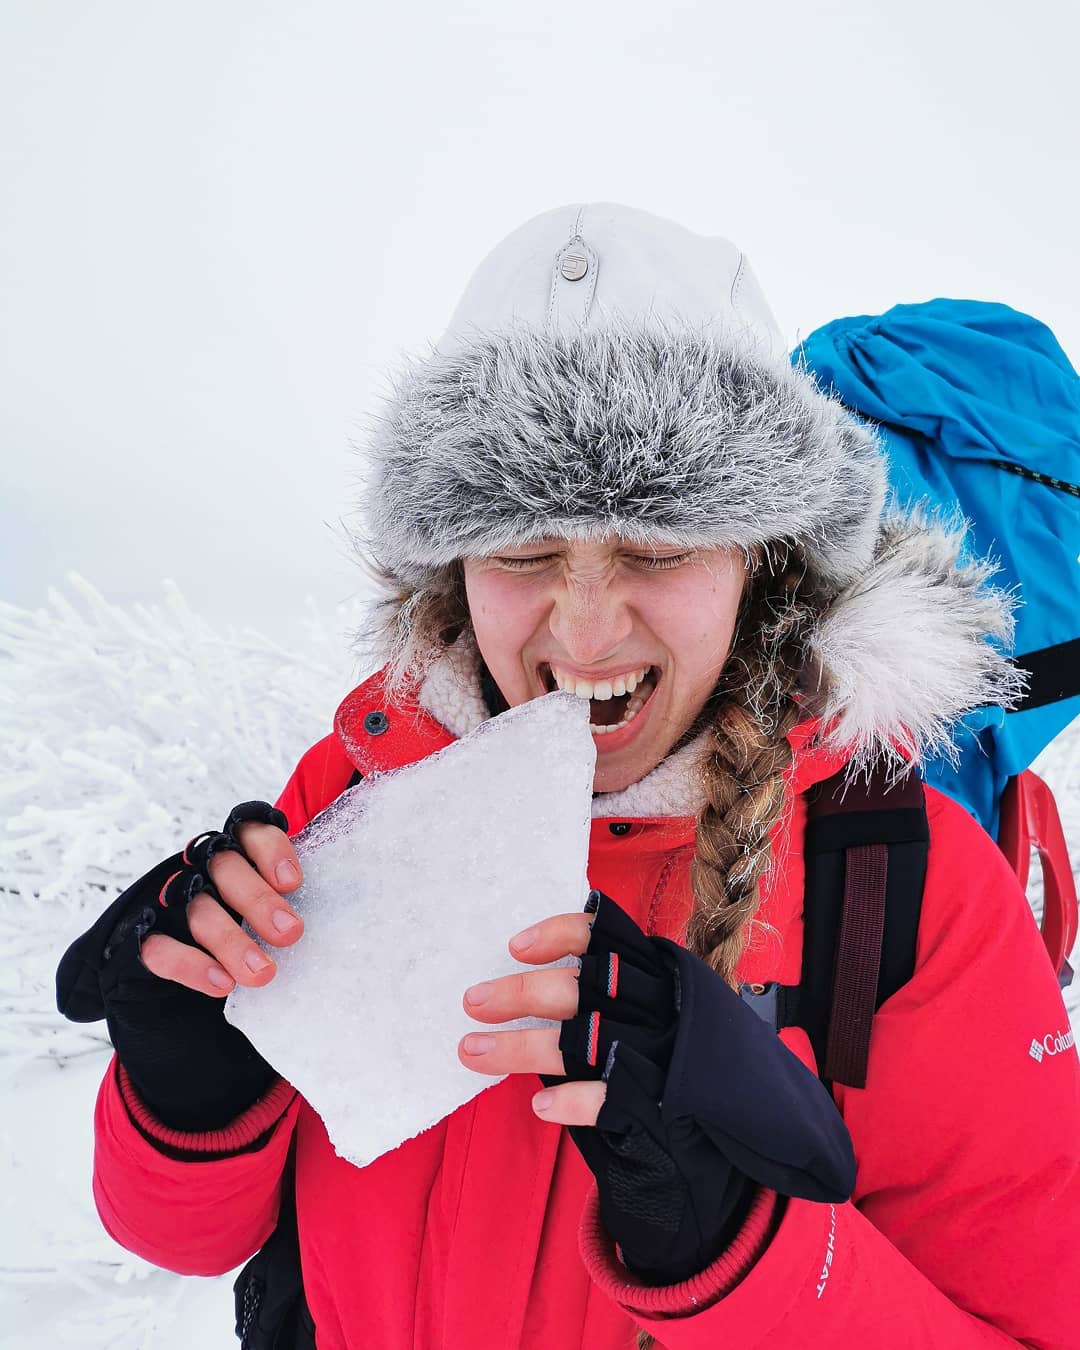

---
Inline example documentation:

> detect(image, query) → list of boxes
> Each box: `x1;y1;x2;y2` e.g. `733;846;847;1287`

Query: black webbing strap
740;761;929;1091
1011;638;1080;711
823;843;888;1086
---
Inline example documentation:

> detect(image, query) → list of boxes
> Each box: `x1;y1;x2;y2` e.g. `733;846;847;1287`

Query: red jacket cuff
579;1183;782;1317
117;1059;297;1156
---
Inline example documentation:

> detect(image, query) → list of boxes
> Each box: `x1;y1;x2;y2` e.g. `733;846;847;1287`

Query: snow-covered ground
2;580;1078;1350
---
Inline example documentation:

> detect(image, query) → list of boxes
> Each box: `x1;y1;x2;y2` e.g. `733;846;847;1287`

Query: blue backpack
795;300;1079;977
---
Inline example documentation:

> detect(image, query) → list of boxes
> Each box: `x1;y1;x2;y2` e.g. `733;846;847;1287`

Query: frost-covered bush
0;575;366;1073
0;577;371;1345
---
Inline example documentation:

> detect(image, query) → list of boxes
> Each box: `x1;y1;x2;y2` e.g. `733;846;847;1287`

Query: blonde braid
686;548;822;983
636;555;822;1350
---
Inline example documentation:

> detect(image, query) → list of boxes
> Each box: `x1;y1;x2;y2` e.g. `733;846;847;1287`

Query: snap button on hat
363;711;389;735
560;252;589;281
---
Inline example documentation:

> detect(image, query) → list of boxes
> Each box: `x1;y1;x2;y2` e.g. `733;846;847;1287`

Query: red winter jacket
92;671;1080;1348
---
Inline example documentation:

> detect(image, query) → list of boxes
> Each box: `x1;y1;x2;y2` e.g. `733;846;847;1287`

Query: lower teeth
591;707;640;735
590;678;653;735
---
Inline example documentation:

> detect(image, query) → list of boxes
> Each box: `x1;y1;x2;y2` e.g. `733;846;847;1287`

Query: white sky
2;0;1078;640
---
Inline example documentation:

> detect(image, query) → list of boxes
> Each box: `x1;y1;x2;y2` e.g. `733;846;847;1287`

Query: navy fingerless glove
56;802;287;1132
548;891;855;1286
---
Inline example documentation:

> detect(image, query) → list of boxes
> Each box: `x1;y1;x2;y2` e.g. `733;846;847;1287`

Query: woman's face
463;538;747;793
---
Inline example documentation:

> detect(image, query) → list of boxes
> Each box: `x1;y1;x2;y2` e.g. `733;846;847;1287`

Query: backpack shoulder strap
741;761;930;1090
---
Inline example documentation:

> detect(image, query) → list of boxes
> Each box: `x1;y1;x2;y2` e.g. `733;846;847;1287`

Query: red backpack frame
998;770;1078;987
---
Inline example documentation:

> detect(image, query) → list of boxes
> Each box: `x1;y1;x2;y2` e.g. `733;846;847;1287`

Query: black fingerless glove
549;892;855;1286
56;802;288;1133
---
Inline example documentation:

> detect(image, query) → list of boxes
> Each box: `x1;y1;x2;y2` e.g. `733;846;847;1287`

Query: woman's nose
547;582;634;667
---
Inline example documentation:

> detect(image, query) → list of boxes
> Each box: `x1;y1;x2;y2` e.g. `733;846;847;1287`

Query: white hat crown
438;202;786;359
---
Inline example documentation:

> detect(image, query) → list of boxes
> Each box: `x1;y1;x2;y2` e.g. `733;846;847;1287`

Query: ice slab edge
226;692;596;1167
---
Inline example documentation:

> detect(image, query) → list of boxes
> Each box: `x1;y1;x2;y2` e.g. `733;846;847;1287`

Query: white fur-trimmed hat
367;203;885;593
360;203;1022;766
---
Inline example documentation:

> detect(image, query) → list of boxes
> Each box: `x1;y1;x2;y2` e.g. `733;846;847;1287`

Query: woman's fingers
458;992;607;1126
458;1026;564;1077
462;907;593;1022
134;834;305;997
509;911;594;965
185;892;278;987
234;820;303;895
141;930;240;997
532;1079;606;1127
457;1002;607;1128
129;819;304;999
463;966;579;1023
207;848;304;948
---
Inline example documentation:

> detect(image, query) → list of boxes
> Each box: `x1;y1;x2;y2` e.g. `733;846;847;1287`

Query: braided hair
686;544;824;983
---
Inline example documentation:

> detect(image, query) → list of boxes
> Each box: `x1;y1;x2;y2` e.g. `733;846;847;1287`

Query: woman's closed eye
627;551;695;571
492;550;695;572
493;553;561;570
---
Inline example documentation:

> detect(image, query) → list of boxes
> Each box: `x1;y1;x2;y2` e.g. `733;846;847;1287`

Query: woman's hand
140;817;305;997
458;909;606;1126
459;892;856;1286
56;801;303;1132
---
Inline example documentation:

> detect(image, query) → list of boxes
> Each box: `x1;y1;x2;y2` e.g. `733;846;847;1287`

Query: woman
60;204;1080;1347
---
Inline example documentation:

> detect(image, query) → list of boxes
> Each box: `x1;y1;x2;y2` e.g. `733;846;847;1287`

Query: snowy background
2;0;1079;1345
2;0;1079;640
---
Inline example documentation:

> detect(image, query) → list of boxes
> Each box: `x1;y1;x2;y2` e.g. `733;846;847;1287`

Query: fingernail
511;926;537;952
275;860;300;889
244;948;271;972
463;1034;495;1055
272;909;300;934
465;982;493;1005
207;966;233;990
533;1090;553;1112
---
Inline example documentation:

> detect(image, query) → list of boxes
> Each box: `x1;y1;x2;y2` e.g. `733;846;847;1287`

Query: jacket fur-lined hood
358;203;1023;771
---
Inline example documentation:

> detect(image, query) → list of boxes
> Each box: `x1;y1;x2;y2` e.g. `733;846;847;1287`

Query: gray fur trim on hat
364;322;886;592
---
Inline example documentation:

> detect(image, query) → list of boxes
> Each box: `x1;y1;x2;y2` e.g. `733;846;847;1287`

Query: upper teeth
549;665;651;700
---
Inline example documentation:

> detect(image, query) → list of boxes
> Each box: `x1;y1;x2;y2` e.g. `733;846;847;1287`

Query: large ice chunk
225;692;595;1167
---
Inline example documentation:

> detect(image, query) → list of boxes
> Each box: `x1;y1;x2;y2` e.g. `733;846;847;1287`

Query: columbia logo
1029;1027;1076;1063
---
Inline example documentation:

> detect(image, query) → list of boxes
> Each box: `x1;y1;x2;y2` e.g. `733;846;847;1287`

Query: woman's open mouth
540;663;661;744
